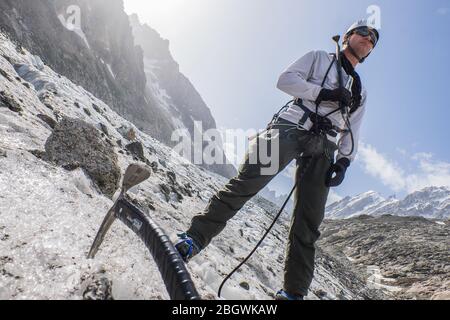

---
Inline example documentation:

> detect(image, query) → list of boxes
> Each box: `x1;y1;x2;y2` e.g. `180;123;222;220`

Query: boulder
125;141;146;162
44;117;120;198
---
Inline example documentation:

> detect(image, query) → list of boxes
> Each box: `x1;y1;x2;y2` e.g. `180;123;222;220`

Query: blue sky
124;0;450;202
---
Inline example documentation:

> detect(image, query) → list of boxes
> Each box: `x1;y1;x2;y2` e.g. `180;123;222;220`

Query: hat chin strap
347;43;368;63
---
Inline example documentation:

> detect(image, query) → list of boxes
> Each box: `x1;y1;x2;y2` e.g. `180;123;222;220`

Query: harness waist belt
293;99;338;138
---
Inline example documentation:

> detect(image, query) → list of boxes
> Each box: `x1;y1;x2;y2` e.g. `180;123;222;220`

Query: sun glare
124;0;191;18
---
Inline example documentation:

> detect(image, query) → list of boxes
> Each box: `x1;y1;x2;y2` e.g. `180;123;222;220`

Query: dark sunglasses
353;27;378;46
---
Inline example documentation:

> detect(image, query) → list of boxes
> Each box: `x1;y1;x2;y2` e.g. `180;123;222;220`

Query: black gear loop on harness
337;115;355;157
217;154;314;299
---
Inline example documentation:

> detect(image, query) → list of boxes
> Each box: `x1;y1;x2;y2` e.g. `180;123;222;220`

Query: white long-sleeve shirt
276;50;367;162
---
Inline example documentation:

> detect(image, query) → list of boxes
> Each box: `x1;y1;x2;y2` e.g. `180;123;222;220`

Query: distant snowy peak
326;186;450;220
372;186;450;220
325;190;387;219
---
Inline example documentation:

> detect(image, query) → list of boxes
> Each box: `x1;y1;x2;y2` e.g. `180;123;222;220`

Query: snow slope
326;188;450;220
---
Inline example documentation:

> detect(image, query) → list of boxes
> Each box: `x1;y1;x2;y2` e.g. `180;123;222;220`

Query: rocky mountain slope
129;14;236;178
0;0;236;178
0;0;148;128
318;215;449;300
326;187;450;220
0;31;388;300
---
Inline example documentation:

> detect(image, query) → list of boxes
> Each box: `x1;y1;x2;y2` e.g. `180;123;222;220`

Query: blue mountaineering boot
275;289;304;300
175;233;201;263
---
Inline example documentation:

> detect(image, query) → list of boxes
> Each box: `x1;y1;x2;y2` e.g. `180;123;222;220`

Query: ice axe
332;34;355;157
87;164;151;259
86;164;200;300
333;35;345;109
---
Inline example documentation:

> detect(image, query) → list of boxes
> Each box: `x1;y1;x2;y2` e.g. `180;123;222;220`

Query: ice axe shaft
87;202;118;259
87;164;151;259
333;35;345;107
333;35;355;157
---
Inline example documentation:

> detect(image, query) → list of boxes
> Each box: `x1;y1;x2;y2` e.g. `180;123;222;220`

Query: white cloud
358;143;406;192
358;143;450;193
411;152;432;161
405;153;450;191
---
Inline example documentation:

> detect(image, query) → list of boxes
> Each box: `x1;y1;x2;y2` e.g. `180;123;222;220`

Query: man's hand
316;88;352;106
326;158;351;187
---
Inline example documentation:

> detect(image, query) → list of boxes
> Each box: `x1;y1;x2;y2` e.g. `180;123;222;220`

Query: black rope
337;111;355;157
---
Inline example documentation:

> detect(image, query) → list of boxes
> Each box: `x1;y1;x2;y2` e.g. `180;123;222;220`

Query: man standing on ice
175;19;380;300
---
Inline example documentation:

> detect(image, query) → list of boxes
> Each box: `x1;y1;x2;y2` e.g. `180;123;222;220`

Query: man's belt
294;99;338;138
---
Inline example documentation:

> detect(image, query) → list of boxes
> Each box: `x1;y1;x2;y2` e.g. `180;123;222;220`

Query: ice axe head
332;35;342;63
122;163;151;194
333;35;341;44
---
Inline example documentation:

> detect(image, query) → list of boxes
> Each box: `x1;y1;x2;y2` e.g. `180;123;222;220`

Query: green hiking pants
187;119;338;297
